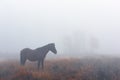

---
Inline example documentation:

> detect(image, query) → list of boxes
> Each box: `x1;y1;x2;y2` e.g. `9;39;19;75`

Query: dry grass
0;57;120;80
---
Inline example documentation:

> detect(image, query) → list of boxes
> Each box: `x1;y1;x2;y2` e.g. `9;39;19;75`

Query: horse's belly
28;58;37;61
27;54;38;61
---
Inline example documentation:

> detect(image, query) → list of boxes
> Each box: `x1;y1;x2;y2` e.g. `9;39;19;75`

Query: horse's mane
35;43;54;51
35;44;49;51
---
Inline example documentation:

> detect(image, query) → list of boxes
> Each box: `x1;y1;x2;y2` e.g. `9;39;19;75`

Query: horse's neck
43;46;50;53
36;45;50;55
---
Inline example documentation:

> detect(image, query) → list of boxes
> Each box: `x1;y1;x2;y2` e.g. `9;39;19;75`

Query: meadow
0;57;120;80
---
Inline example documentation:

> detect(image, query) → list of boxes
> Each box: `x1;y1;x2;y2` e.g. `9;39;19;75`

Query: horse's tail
20;50;26;65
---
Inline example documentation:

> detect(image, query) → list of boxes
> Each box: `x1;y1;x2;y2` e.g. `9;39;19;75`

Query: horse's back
21;48;32;53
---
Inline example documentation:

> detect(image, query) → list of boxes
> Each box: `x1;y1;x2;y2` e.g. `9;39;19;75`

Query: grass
0;57;120;80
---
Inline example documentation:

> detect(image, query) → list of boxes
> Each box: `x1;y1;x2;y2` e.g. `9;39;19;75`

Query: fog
0;0;120;59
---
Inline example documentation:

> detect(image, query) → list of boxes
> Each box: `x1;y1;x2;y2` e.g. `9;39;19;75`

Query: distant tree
62;32;87;57
62;32;99;57
89;36;99;54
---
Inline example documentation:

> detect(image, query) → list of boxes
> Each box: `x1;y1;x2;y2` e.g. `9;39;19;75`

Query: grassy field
0;57;120;80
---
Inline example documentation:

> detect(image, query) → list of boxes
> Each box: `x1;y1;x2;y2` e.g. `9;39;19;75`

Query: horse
20;43;57;70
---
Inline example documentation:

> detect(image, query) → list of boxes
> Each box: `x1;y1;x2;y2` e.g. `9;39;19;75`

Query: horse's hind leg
22;58;26;65
20;55;26;65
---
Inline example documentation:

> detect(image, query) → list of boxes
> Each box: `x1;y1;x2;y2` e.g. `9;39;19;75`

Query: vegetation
0;57;120;80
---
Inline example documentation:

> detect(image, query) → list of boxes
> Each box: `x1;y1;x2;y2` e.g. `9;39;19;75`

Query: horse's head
48;43;57;54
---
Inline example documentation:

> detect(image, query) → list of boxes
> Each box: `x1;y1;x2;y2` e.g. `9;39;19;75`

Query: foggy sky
0;0;120;59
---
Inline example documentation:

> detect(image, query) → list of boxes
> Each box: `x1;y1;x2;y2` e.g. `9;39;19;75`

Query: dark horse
20;43;57;70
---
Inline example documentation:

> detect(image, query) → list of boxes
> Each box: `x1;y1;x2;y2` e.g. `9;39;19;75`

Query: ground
0;57;120;80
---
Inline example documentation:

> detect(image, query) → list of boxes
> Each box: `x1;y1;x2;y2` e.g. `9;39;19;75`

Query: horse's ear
52;43;55;46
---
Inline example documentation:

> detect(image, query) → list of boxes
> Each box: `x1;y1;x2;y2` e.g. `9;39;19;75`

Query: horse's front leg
41;59;44;70
38;60;40;70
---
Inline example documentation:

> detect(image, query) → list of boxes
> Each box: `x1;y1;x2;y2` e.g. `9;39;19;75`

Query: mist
0;0;120;60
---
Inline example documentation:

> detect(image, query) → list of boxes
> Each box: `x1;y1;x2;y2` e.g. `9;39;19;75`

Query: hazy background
0;0;120;60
